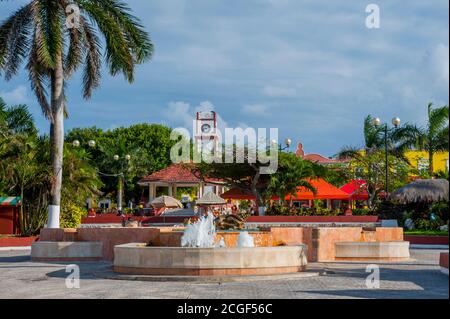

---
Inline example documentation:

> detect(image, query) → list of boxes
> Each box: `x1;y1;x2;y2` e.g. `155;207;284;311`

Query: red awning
285;178;350;200
221;188;256;200
340;179;369;201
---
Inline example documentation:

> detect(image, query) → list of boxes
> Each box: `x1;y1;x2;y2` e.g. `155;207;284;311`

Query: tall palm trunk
47;53;64;228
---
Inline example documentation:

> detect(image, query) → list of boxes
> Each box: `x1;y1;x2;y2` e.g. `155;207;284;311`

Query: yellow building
404;151;449;174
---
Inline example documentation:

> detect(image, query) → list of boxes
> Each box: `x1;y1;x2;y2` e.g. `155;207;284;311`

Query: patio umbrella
390;179;449;204
196;192;227;205
151;195;183;208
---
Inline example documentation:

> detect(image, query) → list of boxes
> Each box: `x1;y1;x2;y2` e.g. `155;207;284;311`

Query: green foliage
266;202;341;216
66;124;176;203
267;152;320;204
60;204;87;229
415;103;449;174
351;208;371;216
0;101;104;234
404;230;449;236
414;218;442;231
238;200;252;211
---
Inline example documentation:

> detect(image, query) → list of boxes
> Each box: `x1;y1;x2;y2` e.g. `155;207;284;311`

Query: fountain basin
335;241;410;261
113;243;308;276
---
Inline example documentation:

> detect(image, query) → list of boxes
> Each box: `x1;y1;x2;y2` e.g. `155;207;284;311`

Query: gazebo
285;178;350;208
340;179;369;201
390;179;449;204
138;164;224;204
221;178;350;209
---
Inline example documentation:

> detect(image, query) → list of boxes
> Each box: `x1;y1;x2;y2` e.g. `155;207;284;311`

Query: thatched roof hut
390;179;449;204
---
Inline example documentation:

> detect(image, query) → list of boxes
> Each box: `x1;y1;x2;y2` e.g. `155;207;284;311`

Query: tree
338;114;419;209
0;0;153;227
66;124;176;204
0;97;37;137
416;103;449;175
267;152;319;205
192;145;275;214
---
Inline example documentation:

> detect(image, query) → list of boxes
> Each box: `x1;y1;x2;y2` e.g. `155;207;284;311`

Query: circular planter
113;243;308;276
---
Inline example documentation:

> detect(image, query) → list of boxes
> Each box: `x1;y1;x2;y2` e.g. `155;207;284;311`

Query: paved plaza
0;248;448;299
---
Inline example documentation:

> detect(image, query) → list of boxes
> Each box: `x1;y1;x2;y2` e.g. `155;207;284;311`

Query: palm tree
340;115;420;161
417;103;449;175
0;0;153;227
0;97;37;137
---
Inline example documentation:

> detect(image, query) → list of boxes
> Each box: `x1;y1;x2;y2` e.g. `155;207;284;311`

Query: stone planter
113;243;308;276
31;241;103;261
335;241;410;261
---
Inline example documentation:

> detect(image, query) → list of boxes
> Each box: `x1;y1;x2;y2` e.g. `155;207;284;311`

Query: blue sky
0;0;448;156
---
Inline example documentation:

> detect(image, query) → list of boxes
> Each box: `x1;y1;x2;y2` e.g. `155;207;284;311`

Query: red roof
221;178;350;201
221;188;256;200
286;178;350;200
303;154;345;164
295;142;348;164
340;179;369;200
139;163;221;184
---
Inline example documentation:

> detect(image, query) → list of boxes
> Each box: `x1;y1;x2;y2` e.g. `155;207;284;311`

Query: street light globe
125;154;131;161
72;140;80;147
392;117;401;127
285;138;292;147
88;140;96;148
271;139;278;146
373;117;381;127
113;155;120;161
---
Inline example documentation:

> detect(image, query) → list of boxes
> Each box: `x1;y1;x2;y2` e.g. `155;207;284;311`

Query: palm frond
0;3;33;80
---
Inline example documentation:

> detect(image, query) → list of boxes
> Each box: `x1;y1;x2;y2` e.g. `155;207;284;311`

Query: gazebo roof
340;179;369;200
286;178;350;200
390;179;449;204
221;188;256;200
139;164;222;185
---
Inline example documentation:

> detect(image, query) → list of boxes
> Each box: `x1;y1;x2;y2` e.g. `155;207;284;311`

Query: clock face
201;123;212;133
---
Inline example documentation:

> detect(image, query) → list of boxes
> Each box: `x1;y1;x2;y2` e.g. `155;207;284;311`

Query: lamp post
271;138;292;152
373;117;401;195
72;140;131;213
113;154;132;212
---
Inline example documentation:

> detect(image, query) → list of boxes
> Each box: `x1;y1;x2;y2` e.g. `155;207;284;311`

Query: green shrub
415;218;441;231
60;204;86;228
352;208;371;216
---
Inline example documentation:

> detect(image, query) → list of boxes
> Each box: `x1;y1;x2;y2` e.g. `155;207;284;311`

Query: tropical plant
0;0;153;226
416;103;449;175
267;152;320;205
0;97;37;136
60;203;86;228
65;124;176;203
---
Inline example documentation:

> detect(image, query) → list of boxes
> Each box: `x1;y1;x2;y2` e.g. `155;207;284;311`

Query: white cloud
242;104;270;117
430;44;449;84
0;85;29;104
162;100;229;133
263;85;297;98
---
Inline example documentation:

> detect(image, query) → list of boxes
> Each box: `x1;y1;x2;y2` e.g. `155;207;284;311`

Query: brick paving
0;249;448;299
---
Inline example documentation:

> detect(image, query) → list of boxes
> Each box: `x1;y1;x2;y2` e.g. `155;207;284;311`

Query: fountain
181;212;216;248
113;213;308;277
